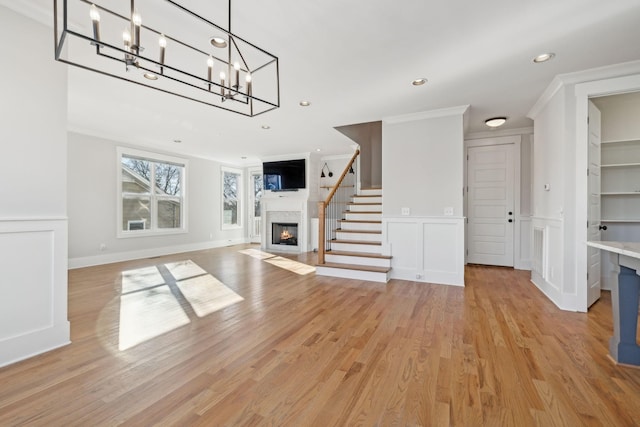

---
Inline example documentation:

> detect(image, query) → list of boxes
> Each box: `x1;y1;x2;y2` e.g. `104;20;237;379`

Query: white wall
67;132;246;267
0;7;70;366
382;107;467;286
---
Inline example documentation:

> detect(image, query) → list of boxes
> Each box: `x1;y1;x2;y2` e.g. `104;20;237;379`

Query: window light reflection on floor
117;261;243;351
239;248;316;275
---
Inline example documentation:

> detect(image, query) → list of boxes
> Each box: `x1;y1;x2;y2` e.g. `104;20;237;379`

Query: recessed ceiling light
316;148;321;152
412;78;427;86
261;125;270;130
485;117;507;128
241;156;247;159
299;100;311;107
210;37;227;48
143;72;158;80
533;52;555;63
173;139;182;143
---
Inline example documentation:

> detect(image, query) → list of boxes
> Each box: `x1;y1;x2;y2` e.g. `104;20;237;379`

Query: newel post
318;201;326;264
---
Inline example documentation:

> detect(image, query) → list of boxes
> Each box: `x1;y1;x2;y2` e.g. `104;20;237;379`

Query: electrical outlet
444;207;453;216
99;243;106;251
401;207;410;216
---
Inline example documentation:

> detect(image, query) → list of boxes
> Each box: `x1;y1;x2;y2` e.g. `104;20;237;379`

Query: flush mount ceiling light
54;0;280;117
533;52;555;63
299;100;311;107
261;124;270;129
485;117;507;128
412;78;427;86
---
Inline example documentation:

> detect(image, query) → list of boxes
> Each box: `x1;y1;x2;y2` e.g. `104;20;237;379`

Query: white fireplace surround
262;197;310;253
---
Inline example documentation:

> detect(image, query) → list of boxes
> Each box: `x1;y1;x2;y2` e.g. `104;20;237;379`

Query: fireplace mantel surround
261;193;317;253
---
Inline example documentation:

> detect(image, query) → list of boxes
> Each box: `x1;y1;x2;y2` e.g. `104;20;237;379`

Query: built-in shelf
602;138;640;144
601;163;640;168
601;192;640;196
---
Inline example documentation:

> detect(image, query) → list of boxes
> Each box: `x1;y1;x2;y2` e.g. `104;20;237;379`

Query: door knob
508;211;513;215
599;225;607;231
508;219;513;223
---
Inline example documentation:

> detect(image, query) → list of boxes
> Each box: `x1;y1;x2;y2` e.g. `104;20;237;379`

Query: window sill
117;228;188;239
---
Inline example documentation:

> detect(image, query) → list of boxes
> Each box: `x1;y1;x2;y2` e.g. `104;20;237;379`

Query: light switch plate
444;207;453;216
401;207;410;215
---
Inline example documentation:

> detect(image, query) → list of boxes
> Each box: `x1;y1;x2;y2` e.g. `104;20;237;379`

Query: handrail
318;149;360;264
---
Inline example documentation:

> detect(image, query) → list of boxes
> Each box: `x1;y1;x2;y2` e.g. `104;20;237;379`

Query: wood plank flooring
1;244;639;426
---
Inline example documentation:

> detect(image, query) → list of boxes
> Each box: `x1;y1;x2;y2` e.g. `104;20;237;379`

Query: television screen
263;159;306;190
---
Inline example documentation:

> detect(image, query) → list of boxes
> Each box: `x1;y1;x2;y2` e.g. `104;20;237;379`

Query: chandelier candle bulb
158;35;166;68
123;28;131;51
89;4;100;41
234;62;240;89
220;71;226;96
246;74;252;96
132;10;141;50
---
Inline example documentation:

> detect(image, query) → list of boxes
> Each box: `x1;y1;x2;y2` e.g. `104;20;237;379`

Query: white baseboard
69;238;249;269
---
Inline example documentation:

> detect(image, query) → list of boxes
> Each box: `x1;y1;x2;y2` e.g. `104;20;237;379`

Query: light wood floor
1;244;639;426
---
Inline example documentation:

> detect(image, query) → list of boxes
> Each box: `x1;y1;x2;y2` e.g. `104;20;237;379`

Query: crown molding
383;105;470;125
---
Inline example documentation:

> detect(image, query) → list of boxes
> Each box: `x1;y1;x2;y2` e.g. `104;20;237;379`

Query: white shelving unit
601;139;640;224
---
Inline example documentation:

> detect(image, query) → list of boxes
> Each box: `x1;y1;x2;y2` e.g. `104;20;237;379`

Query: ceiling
3;0;640;165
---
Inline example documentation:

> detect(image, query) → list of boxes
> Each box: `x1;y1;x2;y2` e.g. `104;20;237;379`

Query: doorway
248;169;263;243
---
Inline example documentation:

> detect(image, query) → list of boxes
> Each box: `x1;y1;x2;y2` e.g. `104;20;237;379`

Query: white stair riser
325;254;391;268
330;242;381;253
352;196;382;204
348;204;382;212
335;231;381;242
339;221;382;231
316;266;389;283
359;189;383;196
344;212;382;221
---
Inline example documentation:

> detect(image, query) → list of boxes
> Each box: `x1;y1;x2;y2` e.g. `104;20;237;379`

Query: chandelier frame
53;0;280;117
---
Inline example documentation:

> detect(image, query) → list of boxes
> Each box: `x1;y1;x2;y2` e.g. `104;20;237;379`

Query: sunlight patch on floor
121;266;165;293
118;285;190;351
164;260;208;281
238;248;277;260
176;274;244;317
264;256;316;275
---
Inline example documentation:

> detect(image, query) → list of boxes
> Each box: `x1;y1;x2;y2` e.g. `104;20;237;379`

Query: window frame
221;166;243;230
117;147;188;238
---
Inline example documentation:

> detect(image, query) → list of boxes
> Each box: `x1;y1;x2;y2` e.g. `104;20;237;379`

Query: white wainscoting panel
384;216;465;286
0;218;70;367
530;217;574;310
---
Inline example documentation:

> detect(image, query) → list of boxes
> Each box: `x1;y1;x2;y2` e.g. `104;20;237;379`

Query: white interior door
587;100;602;308
467;144;515;267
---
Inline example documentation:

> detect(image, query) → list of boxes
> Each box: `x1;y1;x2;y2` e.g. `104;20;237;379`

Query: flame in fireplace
280;229;293;240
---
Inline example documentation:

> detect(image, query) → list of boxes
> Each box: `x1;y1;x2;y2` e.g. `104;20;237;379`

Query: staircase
316;188;391;282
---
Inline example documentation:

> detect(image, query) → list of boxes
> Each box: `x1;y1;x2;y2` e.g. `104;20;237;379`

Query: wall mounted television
263;159;306;190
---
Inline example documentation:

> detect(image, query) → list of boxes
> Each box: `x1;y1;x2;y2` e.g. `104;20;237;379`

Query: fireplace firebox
272;222;298;246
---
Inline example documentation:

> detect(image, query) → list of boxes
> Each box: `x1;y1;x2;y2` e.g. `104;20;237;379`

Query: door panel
467;144;515;267
587;100;602;308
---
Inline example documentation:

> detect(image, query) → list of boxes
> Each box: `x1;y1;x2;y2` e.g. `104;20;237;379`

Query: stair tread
332;239;382;245
326;250;392;259
352;194;382;198
345;211;382;214
336;229;381;234
338;219;382;224
317;262;391;273
347;202;382;206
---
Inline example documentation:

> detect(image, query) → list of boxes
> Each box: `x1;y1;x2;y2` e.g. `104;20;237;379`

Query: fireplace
272;222;298;246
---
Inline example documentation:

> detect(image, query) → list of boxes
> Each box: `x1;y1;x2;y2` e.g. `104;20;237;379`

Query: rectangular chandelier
54;0;280;117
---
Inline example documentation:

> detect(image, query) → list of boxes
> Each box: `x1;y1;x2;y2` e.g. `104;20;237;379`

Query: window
118;147;187;237
222;167;242;229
